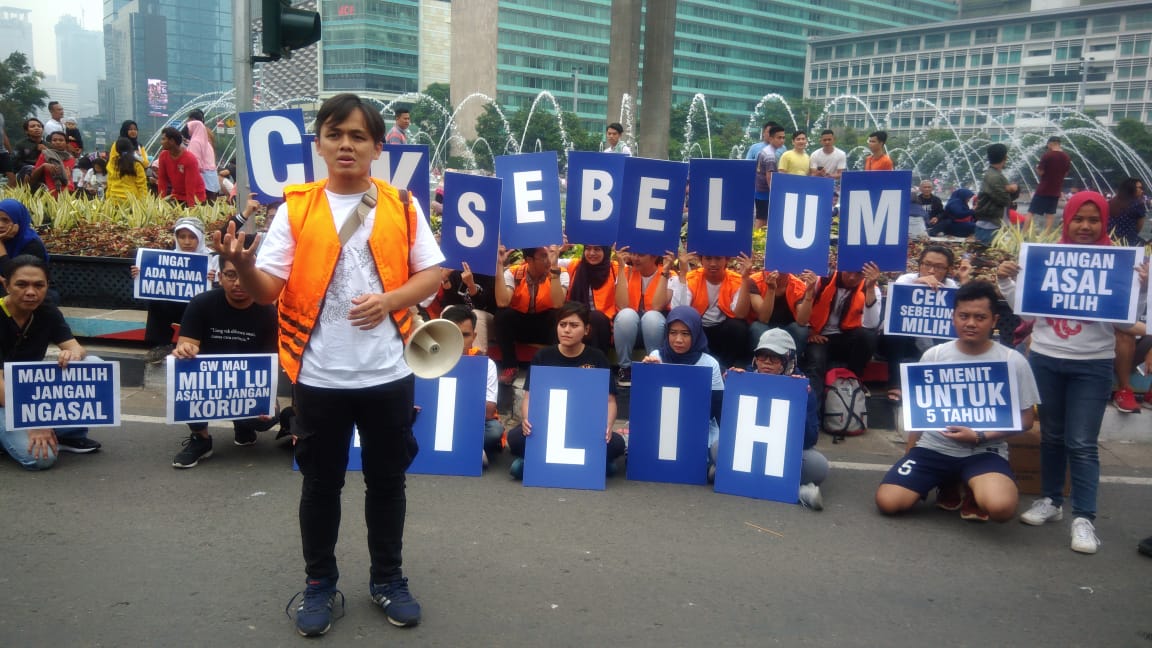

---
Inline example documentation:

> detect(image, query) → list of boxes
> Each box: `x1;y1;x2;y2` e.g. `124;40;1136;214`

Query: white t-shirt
809;147;847;175
258;189;444;389
914;341;1040;459
484;356;498;404
647;349;724;447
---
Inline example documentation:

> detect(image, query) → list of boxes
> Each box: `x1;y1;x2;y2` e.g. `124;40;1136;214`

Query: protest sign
238;109;309;203
166;354;278;423
495;152;563;249
617;157;690;257
379;144;431;219
625;362;713;485
1014;243;1144;323
5;361;120;430
883;283;957;339
565;151;626;246
900;361;1020;432
133;249;211;303
713;371;806;503
408;356;489;477
523;366;609;490
764;173;835;273
838;170;913;271
439;172;502;275
685;159;755;258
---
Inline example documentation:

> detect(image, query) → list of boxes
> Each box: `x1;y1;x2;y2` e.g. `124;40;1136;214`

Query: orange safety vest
752;272;808;323
566;258;619;318
465;347;499;419
625;267;667;314
808;272;866;333
508;263;560;314
278;179;417;382
686;267;742;319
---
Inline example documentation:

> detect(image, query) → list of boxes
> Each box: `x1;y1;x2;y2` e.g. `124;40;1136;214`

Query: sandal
886;389;902;405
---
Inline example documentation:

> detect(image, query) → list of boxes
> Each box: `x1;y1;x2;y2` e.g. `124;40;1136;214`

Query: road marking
123;413;234;429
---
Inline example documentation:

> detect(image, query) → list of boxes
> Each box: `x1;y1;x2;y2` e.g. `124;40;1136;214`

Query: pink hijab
185;119;216;172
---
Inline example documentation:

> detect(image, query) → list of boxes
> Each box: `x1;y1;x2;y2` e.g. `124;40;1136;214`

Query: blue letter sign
625;362;713;485
838;170;912;271
523;366;609;490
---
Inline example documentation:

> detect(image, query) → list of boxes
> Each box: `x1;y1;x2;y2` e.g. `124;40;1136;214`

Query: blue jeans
0;410;90;471
613;309;666;368
1029;352;1112;520
973;225;999;245
484;418;504;456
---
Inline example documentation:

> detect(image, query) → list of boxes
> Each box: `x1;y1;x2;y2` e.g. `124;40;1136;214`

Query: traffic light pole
233;0;254;230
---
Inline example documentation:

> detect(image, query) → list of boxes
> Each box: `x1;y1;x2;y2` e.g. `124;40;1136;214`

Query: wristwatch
975;431;987;445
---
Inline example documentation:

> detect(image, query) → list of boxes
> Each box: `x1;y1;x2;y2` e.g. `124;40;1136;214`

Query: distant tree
470;103;592;173
0;52;47;147
412;82;452;164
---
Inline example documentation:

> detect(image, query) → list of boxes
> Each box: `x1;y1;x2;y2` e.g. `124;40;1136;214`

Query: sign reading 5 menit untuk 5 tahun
1014;243;1144;323
4;361;121;429
900;361;1020;432
166;354;278;423
134;249;211;303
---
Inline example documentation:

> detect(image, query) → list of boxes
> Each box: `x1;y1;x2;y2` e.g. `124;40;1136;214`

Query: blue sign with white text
626;362;713;485
166;354;279;423
523;365;609;490
686;159;756;258
764;173;835;273
565;151;626;246
380;144;431;220
883;283;957;339
1014;243;1143;323
900;361;1020;432
439;172;502;275
838;170;913;271
495;152;563;249
238;109;309;203
134;249;211;303
714;371;806;503
5;361;121;430
408;356;489;477
616;157;690;257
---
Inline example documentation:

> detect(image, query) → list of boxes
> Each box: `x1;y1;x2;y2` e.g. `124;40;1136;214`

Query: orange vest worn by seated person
685;267;743;320
566;258;620;319
278;178;417;382
751;272;808;324
624;267;668;314
808;272;867;333
508;263;562;314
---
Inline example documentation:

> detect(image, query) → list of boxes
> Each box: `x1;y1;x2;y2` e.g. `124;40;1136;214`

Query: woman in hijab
110;120;148;165
929;187;977;237
0;199;49;270
564;244;619;354
132;217;216;361
185;118;220;201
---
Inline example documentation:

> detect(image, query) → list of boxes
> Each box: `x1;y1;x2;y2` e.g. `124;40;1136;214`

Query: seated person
170;257;280;468
440;305;503;466
669;251;755;370
641;306;724;478
506;301;626;480
1112;320;1151;413
0;256;102;469
0;199;50;272
729;329;828;510
435;262;497;353
748;268;817;360
493;245;568;383
929;188;977;238
875;281;1039;522
29;131;75;196
564;244;619;356
613;248;670;384
802;264;882;395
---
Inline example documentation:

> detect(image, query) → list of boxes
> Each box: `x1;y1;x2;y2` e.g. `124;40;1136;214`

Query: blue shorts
880;446;1014;497
1028;194;1059;216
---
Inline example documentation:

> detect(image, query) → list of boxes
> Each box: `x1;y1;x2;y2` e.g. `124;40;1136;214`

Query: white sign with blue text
625;362;713;485
133;249;211;303
883;283;958;339
407;355;489;477
523;365;609;490
5;361;121;430
439;172;502;275
166;354;278;423
837;170;913;272
495;152;563;250
616;157;690;257
764;173;835;274
686;159;755;257
1014;243;1144;323
900;361;1020;432
565;151;626;246
714;371;806;503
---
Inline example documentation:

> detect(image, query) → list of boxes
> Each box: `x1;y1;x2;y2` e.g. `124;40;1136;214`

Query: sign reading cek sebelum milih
837;170;913;272
900;361;1021;432
883;284;958;339
166;354;278;423
133;249;211;303
4;361;121;430
1014;243;1145;323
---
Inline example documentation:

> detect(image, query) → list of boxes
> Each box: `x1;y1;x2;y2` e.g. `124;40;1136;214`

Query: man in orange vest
668;252;756;370
493;244;568;383
612;249;670;385
215;94;444;638
748;268;818;359
801;263;883;395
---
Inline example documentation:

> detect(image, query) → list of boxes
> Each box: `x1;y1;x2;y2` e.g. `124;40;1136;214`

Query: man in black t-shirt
171;259;279;468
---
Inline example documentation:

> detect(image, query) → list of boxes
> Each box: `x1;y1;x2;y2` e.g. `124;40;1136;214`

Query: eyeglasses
919;262;949;272
220;271;240;281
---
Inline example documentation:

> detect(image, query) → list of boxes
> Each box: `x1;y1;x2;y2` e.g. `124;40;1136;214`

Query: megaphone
404;315;465;379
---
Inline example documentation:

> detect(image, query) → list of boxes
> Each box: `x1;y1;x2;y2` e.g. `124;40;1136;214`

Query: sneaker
1020;497;1063;526
798;483;824;511
1142;390;1152;410
959;487;989;522
276;406;295;440
286;578;344;637
482;449;490;469
1113;388;1140;413
144;344;174;364
509;457;524;480
234;428;257;446
1070;517;1100;554
1138;535;1152;557
499;368;518;384
935;482;963;511
370;577;422;627
56;436;102;454
172;434;213;468
617;366;632;386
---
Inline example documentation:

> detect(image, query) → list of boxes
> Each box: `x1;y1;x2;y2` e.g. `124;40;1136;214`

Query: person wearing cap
1026;136;1072;234
729;328;828;510
972;143;1019;246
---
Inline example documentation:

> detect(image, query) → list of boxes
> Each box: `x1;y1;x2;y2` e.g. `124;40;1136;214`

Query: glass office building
319;0;422;96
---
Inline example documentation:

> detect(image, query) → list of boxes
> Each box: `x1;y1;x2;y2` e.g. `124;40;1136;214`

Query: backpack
823;367;868;443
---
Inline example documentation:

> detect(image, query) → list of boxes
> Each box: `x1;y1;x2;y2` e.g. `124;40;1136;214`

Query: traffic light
261;0;321;61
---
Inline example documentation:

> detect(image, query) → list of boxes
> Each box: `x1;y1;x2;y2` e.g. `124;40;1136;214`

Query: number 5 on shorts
897;459;916;476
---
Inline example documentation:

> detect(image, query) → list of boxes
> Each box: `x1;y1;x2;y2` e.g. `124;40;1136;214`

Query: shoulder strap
338;183;379;246
398;189;412;246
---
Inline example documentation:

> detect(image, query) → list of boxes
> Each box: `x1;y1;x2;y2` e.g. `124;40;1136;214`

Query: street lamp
1077;55;1095;113
572;66;582;114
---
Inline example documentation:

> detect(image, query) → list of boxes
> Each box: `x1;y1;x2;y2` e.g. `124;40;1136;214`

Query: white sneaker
798;483;824;511
1020;497;1063;526
1071;517;1100;554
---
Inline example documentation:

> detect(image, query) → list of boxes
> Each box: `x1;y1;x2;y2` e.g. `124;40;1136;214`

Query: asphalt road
2;396;1151;647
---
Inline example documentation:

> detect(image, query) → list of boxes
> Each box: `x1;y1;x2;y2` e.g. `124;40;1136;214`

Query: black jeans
145;300;187;346
506;423;627;465
804;327;878;394
493;308;556;370
703;318;750;371
293;376;418;585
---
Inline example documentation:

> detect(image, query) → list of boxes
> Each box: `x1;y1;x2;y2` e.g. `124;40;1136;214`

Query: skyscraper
0;7;34;68
55;16;105;118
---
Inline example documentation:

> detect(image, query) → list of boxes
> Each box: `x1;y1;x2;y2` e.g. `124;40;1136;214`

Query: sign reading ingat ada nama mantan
4;361;121;429
134;249;212;303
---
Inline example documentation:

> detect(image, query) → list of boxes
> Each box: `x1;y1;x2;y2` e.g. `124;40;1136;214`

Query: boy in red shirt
156;127;206;206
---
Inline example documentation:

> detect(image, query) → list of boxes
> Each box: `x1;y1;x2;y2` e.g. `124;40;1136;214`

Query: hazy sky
6;0;102;78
